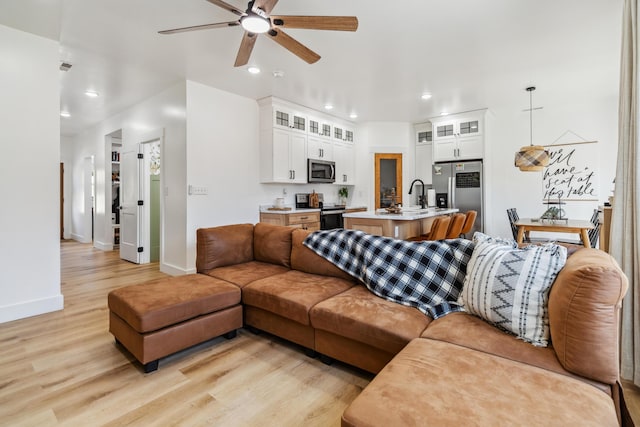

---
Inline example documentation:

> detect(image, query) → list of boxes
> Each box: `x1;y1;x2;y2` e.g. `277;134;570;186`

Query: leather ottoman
108;274;242;372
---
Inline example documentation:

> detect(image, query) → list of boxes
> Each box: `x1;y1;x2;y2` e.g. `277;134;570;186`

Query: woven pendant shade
515;145;550;171
514;86;549;172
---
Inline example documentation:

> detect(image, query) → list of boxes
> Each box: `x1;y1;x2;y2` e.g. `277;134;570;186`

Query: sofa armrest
549;248;628;385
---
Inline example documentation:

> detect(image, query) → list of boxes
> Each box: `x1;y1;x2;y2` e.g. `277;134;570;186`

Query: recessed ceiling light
324;104;334;110
247;66;261;74
85;90;99;98
272;70;284;78
60;111;71;118
349;113;358;119
421;93;432;100
440;111;449;116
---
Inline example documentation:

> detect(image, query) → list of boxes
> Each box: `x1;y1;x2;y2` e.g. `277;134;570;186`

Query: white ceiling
0;0;623;137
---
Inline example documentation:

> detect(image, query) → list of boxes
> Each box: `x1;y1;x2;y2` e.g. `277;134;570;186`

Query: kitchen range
296;193;347;230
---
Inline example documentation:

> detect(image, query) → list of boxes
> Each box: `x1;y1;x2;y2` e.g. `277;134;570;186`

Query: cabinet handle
292;170;295;179
300;216;308;220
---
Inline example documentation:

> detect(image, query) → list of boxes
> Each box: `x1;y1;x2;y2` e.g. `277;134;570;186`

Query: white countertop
259;205;367;214
343;207;459;221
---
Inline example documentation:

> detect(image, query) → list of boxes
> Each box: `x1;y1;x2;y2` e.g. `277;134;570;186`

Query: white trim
93;240;113;251
160;262;192;276
0;294;64;324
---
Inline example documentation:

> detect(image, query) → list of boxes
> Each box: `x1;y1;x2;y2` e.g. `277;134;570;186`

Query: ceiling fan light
241;15;270;34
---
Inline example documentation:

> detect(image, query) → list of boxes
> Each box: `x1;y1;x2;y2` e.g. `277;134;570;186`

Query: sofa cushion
458;232;567;346
242;270;354;325
108;274;241;333
253;223;293;267
421;312;609;393
290;229;354;281
310;285;431;354
342;338;618;427
196;224;254;273
204;261;289;288
549;248;628;385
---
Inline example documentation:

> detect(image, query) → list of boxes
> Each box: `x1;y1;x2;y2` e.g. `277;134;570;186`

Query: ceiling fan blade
205;0;246;17
253;0;279;15
158;21;240;35
234;31;259;67
270;15;358;31
267;28;321;64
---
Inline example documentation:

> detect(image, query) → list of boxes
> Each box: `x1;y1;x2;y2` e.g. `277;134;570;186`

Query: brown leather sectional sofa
196;222;629;426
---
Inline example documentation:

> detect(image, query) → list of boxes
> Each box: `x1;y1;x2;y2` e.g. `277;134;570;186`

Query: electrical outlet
282;188;287;195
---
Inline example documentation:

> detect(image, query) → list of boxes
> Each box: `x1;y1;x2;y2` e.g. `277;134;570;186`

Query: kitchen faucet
408;179;426;209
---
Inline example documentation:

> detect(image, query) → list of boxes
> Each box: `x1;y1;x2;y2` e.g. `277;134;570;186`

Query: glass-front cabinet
259;97;357;185
431;111;485;162
273;107;307;133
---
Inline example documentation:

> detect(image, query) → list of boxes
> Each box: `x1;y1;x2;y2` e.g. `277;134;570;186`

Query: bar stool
459;210;477;238
408;216;451;241
445;213;466;239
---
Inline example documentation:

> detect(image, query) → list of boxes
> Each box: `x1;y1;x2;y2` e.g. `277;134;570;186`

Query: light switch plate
188;185;208;196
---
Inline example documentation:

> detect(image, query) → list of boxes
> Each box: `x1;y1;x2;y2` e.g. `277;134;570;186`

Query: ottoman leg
143;360;159;373
223;329;237;339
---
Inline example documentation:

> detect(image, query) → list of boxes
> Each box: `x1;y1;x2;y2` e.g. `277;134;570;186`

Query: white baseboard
160;262;194;276
0;294;64;324
94;240;113;251
71;233;91;244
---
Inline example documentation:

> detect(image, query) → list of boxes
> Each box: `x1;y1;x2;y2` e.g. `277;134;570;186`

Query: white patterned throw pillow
458;232;567;347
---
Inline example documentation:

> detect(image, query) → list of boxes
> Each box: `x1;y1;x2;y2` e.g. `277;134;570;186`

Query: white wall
485;93;618;239
0;25;63;322
354;122;414;208
69;82;188;273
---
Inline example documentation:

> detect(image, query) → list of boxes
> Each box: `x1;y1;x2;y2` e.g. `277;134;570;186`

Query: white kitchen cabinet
272;106;307;134
261;128;307;183
333;124;355;144
432;112;485;162
415;143;433;185
308;116;332;139
333;142;355;185
415;122;433;145
307;135;333;161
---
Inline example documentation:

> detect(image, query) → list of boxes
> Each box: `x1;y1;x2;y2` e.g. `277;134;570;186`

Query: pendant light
514;86;550;171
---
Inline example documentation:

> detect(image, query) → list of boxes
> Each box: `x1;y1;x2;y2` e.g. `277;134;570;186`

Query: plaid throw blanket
303;229;475;319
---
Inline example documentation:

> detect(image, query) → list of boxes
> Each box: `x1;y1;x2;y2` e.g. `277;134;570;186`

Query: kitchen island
343;207;458;240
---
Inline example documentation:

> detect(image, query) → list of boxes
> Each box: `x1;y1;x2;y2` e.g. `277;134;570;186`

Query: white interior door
120;145;142;263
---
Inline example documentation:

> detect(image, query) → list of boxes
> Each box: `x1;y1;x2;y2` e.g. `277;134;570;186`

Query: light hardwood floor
0;241;371;426
2;241;639;426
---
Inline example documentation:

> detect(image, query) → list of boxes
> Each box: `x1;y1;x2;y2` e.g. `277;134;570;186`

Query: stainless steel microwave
308;159;335;183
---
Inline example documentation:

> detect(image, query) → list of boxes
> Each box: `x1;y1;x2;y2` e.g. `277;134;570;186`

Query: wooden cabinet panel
259;212;320;231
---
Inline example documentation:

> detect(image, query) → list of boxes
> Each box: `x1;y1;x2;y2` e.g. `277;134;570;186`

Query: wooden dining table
515;218;595;247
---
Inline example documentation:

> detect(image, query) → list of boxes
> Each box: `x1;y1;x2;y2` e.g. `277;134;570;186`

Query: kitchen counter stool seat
108;274;242;372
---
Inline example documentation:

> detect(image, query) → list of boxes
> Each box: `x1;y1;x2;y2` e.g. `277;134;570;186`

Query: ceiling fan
159;0;358;67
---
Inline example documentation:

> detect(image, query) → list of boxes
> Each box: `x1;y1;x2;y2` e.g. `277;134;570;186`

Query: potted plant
338;187;349;206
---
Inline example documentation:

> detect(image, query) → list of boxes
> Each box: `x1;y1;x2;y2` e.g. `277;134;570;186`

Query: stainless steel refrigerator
432;160;483;236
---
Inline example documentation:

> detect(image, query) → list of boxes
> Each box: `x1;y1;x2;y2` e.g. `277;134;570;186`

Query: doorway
60;163;64;239
119;129;163;265
374;153;403;209
83;156;95;244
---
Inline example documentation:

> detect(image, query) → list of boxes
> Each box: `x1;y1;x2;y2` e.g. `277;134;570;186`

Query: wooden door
375;153;403;209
